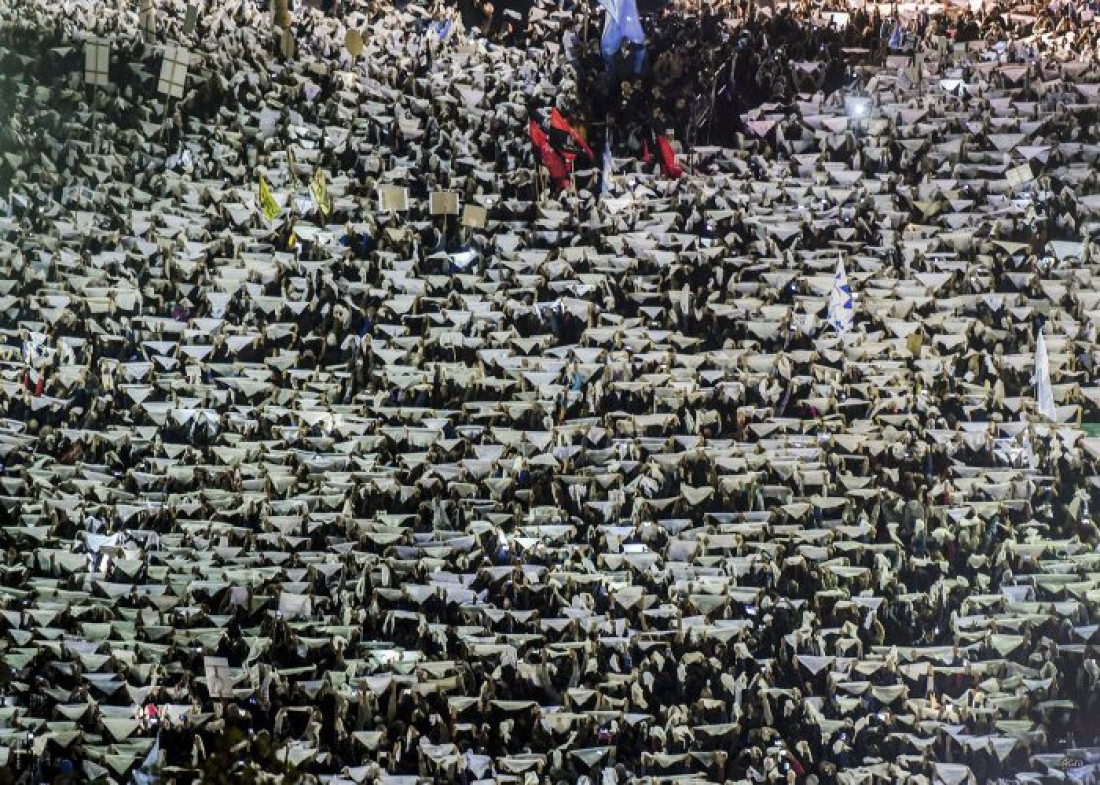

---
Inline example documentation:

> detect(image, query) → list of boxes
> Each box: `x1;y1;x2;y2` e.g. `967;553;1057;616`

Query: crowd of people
573;0;1100;150
0;0;1099;782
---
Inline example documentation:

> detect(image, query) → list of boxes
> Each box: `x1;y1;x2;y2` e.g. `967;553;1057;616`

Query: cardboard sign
157;45;191;99
84;39;110;87
429;191;459;216
378;185;409;212
461;204;488;229
345;29;364;58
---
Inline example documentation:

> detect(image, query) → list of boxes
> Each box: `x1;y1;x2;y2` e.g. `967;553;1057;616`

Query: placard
430;191;459;216
157;45;191;99
378;185;409;212
461;204;488;228
84;39;110;87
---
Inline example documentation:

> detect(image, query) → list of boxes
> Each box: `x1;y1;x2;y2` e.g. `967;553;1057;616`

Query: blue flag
827;257;854;335
430;19;453;42
888;20;903;50
131;733;161;785
598;0;645;61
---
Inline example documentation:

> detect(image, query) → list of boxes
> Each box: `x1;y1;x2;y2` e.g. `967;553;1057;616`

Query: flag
310;167;331;216
1034;327;1056;420
429;19;452;42
529;121;570;190
598;0;645;61
600;138;613;198
549;109;595;161
287;146;300;186
131;732;161;785
827;257;854;334
257;174;280;222
655;135;683;179
888;20;903;50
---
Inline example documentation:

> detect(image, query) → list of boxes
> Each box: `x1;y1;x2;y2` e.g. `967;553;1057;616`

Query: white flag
827;257;854;334
600;138;613;198
1034;327;1056;420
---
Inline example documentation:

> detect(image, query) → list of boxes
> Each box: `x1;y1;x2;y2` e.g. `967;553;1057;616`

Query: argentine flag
888;20;904;50
598;0;645;62
600;138;613;198
132;732;161;785
827;257;854;335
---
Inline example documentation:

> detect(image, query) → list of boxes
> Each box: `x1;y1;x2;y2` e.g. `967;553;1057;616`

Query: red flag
529;120;550;150
529;121;570;190
549;109;595;161
656;135;683;179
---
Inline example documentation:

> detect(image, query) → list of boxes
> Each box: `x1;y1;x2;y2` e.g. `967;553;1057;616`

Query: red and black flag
529;120;571;190
549;109;595;162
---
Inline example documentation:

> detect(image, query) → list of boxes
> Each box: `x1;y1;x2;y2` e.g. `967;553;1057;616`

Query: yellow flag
309;167;331;217
258;174;280;222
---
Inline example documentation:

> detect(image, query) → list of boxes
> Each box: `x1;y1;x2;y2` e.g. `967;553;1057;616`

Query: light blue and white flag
598;0;645;61
429;19;453;43
131;732;161;785
827;256;854;334
1034;326;1056;420
888;19;904;50
600;137;613;198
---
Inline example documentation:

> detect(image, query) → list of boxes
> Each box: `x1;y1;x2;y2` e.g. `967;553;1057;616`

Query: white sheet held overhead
827;256;854;335
1034;326;1056;420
